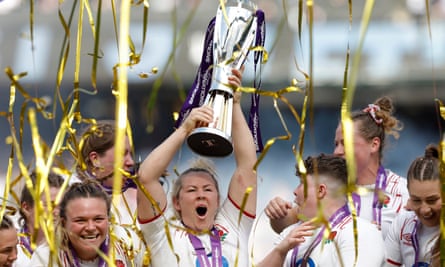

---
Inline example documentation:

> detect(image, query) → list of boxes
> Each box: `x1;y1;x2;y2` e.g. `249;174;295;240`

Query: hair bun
374;96;394;114
424;144;439;159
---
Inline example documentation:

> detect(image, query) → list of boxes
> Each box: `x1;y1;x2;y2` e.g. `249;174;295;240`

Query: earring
93;159;100;168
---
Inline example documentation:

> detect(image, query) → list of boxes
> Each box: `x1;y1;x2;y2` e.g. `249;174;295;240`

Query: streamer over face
63;197;109;261
88;136;134;185
81;121;135;186
20;171;65;230
293;174;320;219
333;122;380;178
21;186;62;232
293;154;348;221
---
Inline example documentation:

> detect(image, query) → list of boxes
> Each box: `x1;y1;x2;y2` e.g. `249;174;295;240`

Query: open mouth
196;206;208;217
81;234;100;241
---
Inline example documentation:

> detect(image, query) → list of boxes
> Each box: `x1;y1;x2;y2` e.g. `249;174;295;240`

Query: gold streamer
0;148;14;221
74;0;84;97
3;63;79;256
426;13;441;265
440;135;445;267
234;186;254;267
132;178;175;265
108;0;133;263
237;84;305;170
145;0;202;133
90;0;102;90
438;99;445;267
28;108;53;253
54;0;75;115
341;0;376;265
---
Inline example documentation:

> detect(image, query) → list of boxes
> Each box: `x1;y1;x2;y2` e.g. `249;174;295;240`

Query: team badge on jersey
215;224;229;241
324;231;337;244
115;260;125;267
383;195;391;208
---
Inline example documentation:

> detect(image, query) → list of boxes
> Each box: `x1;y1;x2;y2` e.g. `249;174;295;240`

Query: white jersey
281;215;385;267
110;188;138;226
355;169;409;238
29;225;148;267
384;210;439;266
14;244;31;267
140;197;255;267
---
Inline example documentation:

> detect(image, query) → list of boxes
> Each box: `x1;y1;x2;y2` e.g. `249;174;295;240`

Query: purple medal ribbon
351;166;388;227
290;204;351;267
188;227;223;267
19;225;33;254
411;219;421;266
70;234;110;267
86;170;137;195
100;178;137;195
175;10;266;152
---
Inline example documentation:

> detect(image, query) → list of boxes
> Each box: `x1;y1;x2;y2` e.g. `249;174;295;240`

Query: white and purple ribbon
188;227;223;267
412;219;421;266
351;165;388;227
100;178;137;195
19;225;33;255
290;204;351;267
85;169;137;195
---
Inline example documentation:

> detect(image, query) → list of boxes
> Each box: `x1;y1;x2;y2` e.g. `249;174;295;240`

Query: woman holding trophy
137;68;258;266
137;0;263;265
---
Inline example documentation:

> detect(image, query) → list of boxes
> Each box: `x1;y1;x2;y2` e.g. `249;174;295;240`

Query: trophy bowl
187;127;233;157
187;88;234;157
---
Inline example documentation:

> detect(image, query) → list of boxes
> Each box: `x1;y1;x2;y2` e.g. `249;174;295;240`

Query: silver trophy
187;0;258;157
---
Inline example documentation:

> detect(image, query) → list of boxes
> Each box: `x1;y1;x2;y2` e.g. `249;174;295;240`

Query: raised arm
137;106;214;221
227;69;258;216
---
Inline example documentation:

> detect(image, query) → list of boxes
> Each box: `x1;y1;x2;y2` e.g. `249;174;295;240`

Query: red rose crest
217;229;228;241
115;259;125;267
214;224;229;242
401;233;412;246
324;231;337;244
383;195;390;207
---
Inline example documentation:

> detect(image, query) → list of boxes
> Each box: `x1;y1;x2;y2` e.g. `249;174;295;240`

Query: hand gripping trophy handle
187;0;258;157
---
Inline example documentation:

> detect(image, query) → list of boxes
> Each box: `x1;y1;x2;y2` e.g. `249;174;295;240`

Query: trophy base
187;127;233;157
